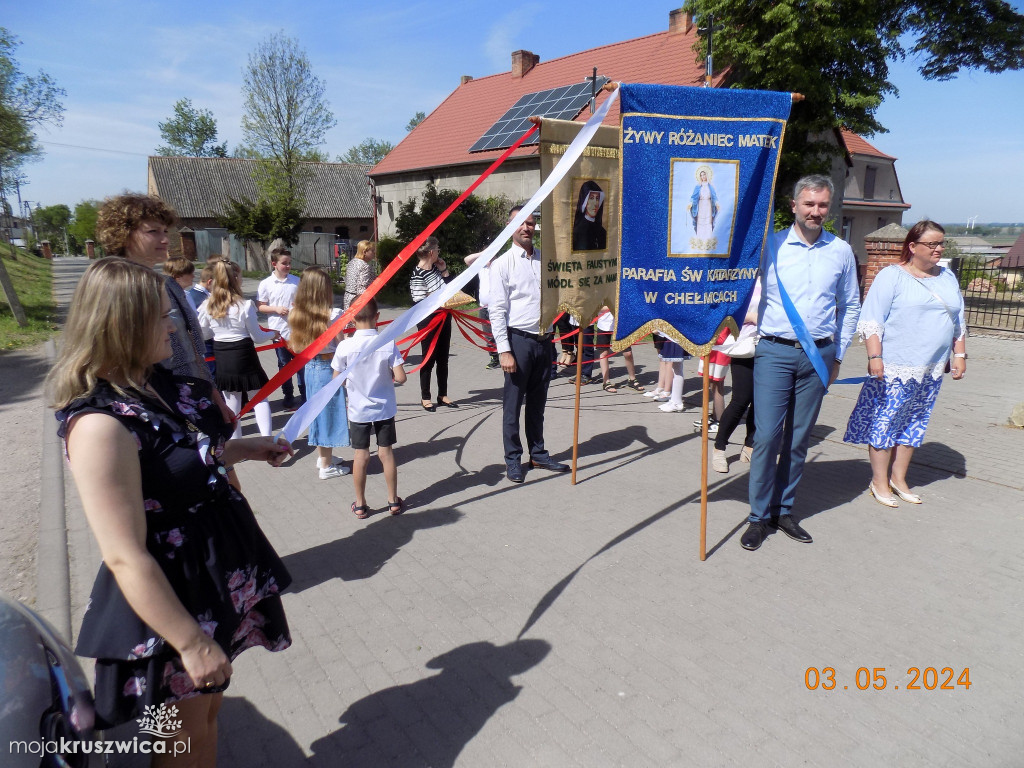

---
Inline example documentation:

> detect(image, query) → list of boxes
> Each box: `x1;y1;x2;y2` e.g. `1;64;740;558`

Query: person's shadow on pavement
281;507;462;593
309;639;551;768
217;697;307;766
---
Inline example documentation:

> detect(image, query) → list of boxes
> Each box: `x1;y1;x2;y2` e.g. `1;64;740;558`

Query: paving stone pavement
56;266;1024;767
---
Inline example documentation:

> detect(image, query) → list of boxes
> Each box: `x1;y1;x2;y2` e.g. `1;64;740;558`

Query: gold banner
539;119;621;328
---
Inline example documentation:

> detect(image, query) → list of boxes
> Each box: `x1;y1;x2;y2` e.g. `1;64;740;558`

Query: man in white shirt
257;240;304;408
489;206;570;483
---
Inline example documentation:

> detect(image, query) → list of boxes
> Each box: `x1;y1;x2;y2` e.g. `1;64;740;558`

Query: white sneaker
712;449;728;473
658;402;684;412
644;388;666;398
318;463;351;479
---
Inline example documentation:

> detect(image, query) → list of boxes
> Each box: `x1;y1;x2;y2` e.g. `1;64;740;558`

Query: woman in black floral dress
50;258;293;765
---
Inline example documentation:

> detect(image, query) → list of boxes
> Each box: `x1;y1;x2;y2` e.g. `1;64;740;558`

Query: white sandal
869;482;899;508
889;483;922;504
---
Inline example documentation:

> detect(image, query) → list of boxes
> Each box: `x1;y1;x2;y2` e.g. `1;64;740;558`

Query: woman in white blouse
198;261;280;438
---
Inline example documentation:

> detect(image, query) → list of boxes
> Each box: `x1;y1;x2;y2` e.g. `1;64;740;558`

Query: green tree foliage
241;32;336;197
218;190;303;269
684;0;1024;202
68;200;101;250
405;111;426;132
338;138;394;166
0;28;65;196
34;203;71;249
156;98;227;157
383;185;513;301
396;184;513;260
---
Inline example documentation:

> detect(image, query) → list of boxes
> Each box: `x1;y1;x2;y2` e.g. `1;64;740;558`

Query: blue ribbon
766;224;831;390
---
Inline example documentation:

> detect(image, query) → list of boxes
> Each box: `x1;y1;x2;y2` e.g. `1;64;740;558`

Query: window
864;166;877;200
842;217;853;243
313;226;322;233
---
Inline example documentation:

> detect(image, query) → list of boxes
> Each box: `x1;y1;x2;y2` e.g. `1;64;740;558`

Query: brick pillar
863;223;908;296
40;240;53;259
85;239;95;258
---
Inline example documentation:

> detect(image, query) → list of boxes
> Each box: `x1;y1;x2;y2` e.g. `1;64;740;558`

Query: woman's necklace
904;262;937;279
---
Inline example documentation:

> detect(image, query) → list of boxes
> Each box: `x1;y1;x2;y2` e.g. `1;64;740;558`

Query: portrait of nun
572;179;607;251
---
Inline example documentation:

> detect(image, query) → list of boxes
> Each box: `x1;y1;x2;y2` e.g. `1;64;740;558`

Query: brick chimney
669;8;694;34
863;223;908;295
460;75;473;86
511;50;540;78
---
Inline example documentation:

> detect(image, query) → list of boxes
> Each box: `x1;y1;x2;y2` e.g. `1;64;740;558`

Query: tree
68;200;101;250
156;98;227;157
34;203;72;252
240;32;336;196
338;138;394;166
395;184;512;258
684;0;1024;206
0;28;65;196
218;190;303;270
405;111;426;132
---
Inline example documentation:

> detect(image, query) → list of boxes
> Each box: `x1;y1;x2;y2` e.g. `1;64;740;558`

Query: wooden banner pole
699;354;711;561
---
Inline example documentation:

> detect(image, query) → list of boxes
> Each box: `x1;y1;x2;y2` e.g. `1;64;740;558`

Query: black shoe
506;464;524;483
436;398;459;408
530;458;570;473
282;395;296;410
740;521;767;551
486;355;501;370
771;515;813;543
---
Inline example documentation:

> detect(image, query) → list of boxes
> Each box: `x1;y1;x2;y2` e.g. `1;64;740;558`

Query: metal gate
952;257;1024;334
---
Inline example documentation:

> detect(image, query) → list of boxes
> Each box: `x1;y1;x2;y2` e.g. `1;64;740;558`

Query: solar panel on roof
469;76;609;153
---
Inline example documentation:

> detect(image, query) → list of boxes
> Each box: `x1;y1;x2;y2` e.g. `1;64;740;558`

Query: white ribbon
280;86;621;444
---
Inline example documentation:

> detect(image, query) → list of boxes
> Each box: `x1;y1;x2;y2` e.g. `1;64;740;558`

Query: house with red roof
836;130;911;264
371;6;911;269
370;8;715;236
997;231;1024;287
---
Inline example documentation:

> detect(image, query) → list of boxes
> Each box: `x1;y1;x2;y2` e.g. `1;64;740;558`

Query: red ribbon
237;123;540;418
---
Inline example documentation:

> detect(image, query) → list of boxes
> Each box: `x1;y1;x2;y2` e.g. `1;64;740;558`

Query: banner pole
571;330;582;485
700;354;710;561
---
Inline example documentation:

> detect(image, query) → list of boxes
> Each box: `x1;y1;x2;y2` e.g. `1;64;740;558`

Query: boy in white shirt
332;298;407;518
257;240;304;408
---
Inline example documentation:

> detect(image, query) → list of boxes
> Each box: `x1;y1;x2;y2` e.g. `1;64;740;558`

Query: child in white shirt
331;298;407;519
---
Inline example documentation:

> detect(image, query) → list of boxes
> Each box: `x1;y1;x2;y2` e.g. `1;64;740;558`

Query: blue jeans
275;345;306;399
747;338;834;522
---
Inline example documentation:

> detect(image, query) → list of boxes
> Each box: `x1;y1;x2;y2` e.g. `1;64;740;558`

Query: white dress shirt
257;273;300;338
331;329;405;423
198;299;277;343
489;244;549;354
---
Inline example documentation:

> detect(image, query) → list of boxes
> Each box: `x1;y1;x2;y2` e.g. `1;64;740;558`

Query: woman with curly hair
49;258;292;766
288;266;351;479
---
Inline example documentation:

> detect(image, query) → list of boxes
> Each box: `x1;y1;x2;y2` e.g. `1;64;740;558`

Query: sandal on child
625;378;646;392
387;498;404;516
351;502;370;519
602;381;619;393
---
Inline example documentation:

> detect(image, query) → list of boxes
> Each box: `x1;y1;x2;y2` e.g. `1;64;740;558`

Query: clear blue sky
6;1;1024;224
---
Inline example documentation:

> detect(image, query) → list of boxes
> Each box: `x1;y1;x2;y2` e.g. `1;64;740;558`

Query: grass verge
0;243;57;352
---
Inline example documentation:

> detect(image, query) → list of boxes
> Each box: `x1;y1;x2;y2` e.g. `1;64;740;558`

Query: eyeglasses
915;240;945;250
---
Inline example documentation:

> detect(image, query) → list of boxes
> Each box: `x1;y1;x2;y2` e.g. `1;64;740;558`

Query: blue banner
612;84;791;355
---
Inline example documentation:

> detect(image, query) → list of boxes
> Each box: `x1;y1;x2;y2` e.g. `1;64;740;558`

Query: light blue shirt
858;264;965;381
757;226;861;360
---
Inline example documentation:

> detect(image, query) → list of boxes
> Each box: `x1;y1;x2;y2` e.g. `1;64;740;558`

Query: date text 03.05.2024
804;667;970;691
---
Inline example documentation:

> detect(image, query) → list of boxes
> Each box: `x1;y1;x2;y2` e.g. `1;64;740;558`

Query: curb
36;337;71;641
